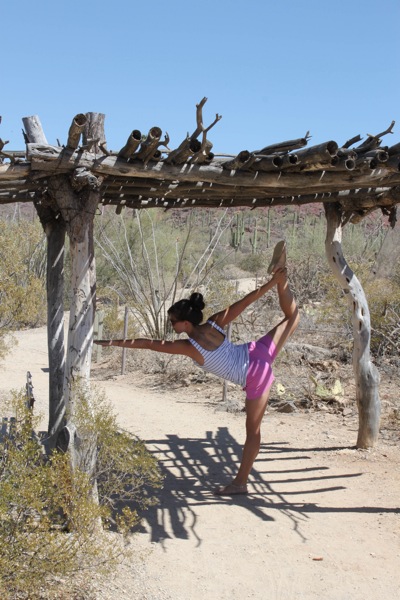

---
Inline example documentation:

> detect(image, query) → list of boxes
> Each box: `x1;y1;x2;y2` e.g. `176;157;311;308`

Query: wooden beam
26;144;400;196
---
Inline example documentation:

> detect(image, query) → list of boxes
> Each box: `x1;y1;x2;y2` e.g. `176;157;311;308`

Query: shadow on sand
135;426;399;546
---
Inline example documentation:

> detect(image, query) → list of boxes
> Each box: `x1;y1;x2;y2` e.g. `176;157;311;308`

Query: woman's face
169;314;186;333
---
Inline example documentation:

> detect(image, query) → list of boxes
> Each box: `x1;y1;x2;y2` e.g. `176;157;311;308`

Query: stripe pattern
189;320;249;386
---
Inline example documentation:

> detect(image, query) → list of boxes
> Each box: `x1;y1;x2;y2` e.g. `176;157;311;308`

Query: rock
276;401;297;413
342;408;353;417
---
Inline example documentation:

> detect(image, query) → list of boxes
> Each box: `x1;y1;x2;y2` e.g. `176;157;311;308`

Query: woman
95;242;299;495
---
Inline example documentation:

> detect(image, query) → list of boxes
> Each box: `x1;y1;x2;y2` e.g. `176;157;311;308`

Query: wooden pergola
1;98;399;468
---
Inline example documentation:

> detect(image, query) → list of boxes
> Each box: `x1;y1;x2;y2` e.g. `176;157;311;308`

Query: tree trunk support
24;114;103;469
25;116;67;451
324;203;381;448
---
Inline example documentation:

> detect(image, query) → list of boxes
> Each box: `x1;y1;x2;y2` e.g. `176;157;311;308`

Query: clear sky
2;0;400;155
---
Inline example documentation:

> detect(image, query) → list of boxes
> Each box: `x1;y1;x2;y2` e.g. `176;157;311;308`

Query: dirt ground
0;325;399;600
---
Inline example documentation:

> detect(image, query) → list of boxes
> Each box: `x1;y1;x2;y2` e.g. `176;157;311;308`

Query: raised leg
268;269;299;355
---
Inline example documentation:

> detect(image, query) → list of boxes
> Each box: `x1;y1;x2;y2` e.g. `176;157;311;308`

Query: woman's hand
271;266;288;285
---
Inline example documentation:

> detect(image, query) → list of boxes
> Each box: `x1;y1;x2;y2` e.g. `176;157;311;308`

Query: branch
342;134;362;149
356;121;396;152
192;98;221;141
0;139;16;164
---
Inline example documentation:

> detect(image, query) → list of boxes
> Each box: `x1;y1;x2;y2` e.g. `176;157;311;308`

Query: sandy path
1;326;399;600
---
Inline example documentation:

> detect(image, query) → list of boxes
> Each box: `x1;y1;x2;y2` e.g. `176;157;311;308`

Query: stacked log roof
1;98;399;224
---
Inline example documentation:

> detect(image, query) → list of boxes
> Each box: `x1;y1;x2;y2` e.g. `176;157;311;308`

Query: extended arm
209;270;283;328
94;337;197;359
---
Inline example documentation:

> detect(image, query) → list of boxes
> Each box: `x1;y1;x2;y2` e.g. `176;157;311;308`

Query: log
281;153;299;167
295;141;338;164
249;155;283;172
386;156;400;171
67;113;87;150
134;126;162;161
82;112;106;153
222;150;252;170
331;155;356;171
324;202;380;448
165;137;202;165
22;115;48;144
360;149;389;163
387;142;400;156
190;139;214;164
118;129;142;159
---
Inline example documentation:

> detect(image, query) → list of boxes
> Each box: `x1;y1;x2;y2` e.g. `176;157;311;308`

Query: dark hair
168;292;205;325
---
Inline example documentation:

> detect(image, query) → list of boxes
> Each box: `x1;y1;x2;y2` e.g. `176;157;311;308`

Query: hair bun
189;292;205;311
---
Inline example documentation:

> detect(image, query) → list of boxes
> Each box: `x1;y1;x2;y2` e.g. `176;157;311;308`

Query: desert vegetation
0;203;398;598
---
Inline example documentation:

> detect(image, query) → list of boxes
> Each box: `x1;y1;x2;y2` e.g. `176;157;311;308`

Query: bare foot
214;483;248;496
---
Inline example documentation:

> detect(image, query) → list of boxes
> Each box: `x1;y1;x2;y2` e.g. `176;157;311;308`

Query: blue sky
2;0;400;155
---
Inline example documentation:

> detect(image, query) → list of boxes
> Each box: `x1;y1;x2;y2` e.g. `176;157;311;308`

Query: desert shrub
239;252;267;274
72;386;162;531
0;220;46;352
0;390;162;598
286;254;328;307
364;279;400;357
316;259;400;358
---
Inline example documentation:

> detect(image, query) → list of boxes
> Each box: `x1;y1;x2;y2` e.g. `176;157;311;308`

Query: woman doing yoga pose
95;242;299;495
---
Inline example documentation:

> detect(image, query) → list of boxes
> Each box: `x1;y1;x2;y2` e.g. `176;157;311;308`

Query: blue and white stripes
189;321;249;386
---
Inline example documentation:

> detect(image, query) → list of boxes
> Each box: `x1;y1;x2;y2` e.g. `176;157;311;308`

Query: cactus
230;212;245;250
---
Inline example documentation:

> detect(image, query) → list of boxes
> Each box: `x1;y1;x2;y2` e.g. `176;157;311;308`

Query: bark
324;203;381;448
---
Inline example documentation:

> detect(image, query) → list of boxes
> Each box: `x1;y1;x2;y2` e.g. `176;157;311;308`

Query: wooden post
324;203;381;448
121;306;129;375
43;113;104;482
25;115;67;450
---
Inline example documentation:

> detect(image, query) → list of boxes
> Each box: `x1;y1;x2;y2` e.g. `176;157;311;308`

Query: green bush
365;278;400;357
238;252;267;274
0;390;162;599
0;219;47;360
73;386;162;531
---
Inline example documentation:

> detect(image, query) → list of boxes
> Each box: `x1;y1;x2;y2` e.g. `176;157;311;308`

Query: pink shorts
243;334;278;400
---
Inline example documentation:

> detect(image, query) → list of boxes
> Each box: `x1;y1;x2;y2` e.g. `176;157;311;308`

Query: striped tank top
188;320;249;387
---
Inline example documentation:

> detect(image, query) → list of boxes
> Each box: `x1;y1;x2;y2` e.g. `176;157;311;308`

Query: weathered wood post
324;203;381;447
40;209;66;447
25;113;104;473
23;116;67;449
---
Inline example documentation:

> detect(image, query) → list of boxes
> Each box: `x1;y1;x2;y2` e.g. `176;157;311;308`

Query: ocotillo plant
250;218;258;254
